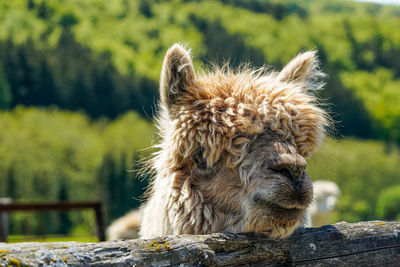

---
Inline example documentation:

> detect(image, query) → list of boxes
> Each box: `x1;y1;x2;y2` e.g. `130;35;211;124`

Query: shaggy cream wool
140;44;329;238
107;209;141;240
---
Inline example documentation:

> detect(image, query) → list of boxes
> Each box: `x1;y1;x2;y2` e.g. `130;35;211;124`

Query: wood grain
0;221;399;266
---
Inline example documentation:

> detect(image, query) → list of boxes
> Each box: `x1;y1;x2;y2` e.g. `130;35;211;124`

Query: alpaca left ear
160;44;195;113
278;51;325;90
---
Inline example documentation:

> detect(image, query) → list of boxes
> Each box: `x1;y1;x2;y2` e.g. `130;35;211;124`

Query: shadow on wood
0;221;399;266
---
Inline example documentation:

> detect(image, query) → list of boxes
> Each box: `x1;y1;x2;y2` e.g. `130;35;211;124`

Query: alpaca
107;181;339;240
140;44;329;239
107;209;141;240
107;179;339;240
308;180;341;227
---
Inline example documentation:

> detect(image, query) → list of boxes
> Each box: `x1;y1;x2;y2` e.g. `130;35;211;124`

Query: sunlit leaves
308;138;400;222
341;69;400;141
0;107;154;201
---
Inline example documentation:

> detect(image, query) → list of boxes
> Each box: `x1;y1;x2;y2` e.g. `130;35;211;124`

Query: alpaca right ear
160;44;195;112
277;51;325;91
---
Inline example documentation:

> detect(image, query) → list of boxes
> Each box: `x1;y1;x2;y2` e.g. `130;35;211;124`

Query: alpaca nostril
272;165;304;180
292;166;306;180
287;166;303;180
293;168;304;180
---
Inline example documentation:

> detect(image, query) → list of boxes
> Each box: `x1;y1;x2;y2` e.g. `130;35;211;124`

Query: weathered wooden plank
0;221;399;266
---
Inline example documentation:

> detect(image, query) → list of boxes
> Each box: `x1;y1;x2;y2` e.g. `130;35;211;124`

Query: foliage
376;185;400;220
7;234;98;243
1;0;400;237
0;65;12;109
308;139;400;223
2;107;400;235
0;32;157;119
341;69;400;142
0;0;400;143
0;107;154;235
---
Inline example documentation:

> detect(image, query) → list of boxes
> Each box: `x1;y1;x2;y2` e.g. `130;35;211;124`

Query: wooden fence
0;201;105;242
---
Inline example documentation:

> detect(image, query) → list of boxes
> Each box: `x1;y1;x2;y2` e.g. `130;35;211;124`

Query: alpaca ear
278;51;325;90
160;44;195;112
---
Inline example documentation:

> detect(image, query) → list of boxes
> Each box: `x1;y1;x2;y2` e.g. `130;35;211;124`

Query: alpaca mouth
264;202;303;222
267;202;302;216
252;194;305;221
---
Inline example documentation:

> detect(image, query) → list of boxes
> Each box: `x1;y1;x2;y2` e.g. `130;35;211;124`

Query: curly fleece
140;44;329;238
155;61;328;173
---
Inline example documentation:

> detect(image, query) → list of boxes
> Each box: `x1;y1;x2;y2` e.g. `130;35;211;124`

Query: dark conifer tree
57;178;72;235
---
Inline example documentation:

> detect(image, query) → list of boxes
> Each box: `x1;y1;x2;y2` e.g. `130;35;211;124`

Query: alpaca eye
193;150;208;170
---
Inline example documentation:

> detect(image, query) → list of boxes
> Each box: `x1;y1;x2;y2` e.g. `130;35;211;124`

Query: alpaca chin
242;179;313;237
243;206;305;238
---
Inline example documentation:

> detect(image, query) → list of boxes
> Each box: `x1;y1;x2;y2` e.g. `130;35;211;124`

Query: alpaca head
153;44;329;238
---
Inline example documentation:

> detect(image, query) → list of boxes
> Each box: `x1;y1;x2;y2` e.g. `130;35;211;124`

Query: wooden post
94;203;105;241
0;198;12;242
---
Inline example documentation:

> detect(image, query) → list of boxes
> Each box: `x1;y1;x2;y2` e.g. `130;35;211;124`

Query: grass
7;235;99;243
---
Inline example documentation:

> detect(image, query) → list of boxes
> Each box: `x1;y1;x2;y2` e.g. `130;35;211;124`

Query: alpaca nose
274;165;303;179
271;155;307;180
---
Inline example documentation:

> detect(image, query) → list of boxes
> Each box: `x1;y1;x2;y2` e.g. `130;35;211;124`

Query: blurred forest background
1;0;400;240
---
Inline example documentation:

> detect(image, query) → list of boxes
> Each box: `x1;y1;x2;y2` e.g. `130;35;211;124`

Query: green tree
6;163;17;199
376;185;400;220
57;178;73;235
0;66;12;109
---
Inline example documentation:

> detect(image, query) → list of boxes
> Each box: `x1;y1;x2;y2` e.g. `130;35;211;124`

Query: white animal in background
308;180;341;227
107;209;141;240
